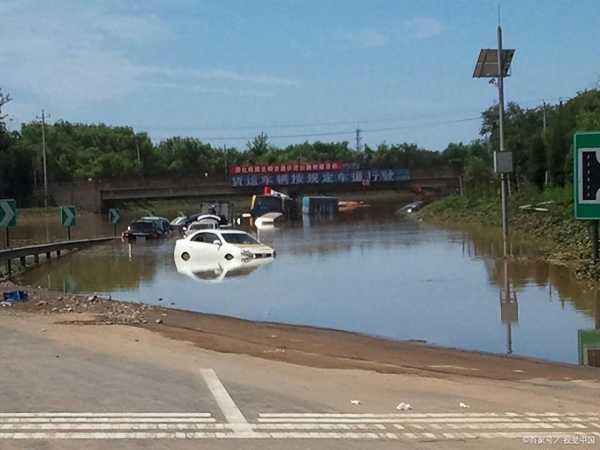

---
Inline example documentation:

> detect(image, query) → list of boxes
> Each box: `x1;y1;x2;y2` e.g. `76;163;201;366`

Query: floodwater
15;206;600;365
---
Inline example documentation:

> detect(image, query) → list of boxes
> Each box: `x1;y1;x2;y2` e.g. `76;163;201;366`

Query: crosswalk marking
259;412;513;418
0;413;597;441
0;418;216;423
0;413;211;417
257;417;548;423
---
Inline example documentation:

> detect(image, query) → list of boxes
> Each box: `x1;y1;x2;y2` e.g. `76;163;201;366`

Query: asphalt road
1;313;600;449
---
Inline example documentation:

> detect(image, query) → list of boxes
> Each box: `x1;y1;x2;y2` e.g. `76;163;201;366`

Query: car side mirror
213;240;222;247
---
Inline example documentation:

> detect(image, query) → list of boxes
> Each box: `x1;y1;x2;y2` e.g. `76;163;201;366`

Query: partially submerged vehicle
140;216;171;234
338;200;369;212
254;212;284;229
397;201;425;214
249;187;299;220
174;229;275;266
122;219;165;240
170;216;188;230
183;215;222;237
302;196;338;216
174;202;233;232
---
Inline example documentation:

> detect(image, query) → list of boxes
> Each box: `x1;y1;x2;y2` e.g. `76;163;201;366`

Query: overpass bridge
49;169;459;212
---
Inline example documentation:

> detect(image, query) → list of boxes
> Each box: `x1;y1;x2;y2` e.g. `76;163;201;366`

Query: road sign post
573;132;600;262
60;206;77;240
0;198;16;278
108;208;121;236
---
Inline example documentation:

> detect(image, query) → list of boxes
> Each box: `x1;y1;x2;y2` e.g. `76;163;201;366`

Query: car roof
191;229;247;235
141;216;168;221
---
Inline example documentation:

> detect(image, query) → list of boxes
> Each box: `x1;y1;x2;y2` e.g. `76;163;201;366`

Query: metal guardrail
0;237;117;262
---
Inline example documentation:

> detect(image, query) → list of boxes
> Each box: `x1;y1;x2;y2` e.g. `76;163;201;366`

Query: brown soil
2;281;600;383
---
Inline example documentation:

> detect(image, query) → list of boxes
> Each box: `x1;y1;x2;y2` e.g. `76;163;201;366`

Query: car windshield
130;221;154;232
221;233;259;245
190;223;216;230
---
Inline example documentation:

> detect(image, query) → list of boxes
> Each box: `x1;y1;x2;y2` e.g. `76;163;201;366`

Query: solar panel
473;49;515;78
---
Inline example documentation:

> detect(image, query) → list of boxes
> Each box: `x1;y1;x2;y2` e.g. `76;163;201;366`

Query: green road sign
108;208;121;225
578;329;600;366
60;206;77;227
574;131;600;220
0;199;17;228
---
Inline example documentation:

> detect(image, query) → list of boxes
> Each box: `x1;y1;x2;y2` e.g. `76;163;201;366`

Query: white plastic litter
396;402;412;411
350;400;361;406
459;402;470;409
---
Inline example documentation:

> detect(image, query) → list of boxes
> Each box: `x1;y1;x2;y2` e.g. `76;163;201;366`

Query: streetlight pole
496;25;509;259
40;109;48;209
473;26;514;259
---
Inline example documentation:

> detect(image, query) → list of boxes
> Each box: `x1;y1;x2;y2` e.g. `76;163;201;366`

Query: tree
246;132;270;160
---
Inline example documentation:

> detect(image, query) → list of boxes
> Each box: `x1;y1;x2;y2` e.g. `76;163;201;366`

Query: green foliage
2;86;600;205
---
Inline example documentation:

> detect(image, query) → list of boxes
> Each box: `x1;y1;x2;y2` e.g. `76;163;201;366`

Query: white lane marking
0;424;230;431
0;413;211;417
445;423;556;430
259;412;513;418
200;368;258;435
0;423;388;431
403;431;600;441
254;424;385;430
266;432;386;439
258;417;531;423
0;431;398;439
0;418;215;423
199;369;247;425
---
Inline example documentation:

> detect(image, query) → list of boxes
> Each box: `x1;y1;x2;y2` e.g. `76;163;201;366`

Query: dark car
122;220;164;240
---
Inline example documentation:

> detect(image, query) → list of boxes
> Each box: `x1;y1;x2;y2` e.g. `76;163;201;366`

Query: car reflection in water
175;252;273;283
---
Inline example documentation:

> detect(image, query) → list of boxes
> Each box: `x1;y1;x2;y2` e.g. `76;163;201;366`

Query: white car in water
174;229;275;266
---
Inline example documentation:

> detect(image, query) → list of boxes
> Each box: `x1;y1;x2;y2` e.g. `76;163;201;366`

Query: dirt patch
2;281;600;383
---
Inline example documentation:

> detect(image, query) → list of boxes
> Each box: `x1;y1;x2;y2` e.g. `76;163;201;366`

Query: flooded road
16;207;600;365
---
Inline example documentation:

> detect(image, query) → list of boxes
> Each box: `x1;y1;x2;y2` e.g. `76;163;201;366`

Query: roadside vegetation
421;187;600;279
1;86;600;209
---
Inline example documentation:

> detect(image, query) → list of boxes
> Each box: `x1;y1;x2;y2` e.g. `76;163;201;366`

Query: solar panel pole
496;24;509;260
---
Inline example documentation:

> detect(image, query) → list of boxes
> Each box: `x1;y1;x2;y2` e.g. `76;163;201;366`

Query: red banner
228;161;342;176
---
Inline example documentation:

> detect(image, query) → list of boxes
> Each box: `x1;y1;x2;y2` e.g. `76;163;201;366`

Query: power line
196;116;482;142
129;95;573;134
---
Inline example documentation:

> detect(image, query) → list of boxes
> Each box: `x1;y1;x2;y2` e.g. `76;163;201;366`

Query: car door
189;231;222;261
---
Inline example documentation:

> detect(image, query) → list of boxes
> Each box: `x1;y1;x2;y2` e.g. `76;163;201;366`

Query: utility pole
355;127;361;151
543;100;549;186
542;100;547;133
496;24;509;259
135;136;141;166
39;110;49;209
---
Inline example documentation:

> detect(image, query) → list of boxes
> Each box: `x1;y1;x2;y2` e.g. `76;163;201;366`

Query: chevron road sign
60;206;77;227
574;132;600;220
108;208;121;225
0;199;16;228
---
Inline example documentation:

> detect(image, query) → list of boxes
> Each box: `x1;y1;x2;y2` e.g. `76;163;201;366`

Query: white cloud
144;81;276;98
0;2;295;111
95;14;174;43
334;29;388;48
140;67;298;88
402;17;444;40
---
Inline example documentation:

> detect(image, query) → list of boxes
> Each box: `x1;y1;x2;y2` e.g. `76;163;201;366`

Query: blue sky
2;0;599;150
